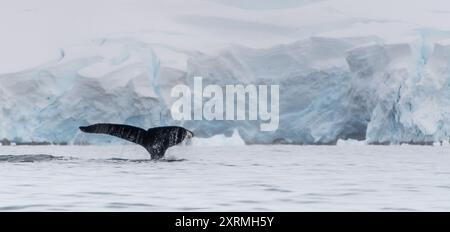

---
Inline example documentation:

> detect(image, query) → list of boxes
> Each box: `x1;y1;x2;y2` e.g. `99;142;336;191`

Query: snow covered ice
2;35;450;144
1;145;450;211
1;0;450;144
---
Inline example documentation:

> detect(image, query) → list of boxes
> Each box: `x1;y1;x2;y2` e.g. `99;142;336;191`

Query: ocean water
0;145;449;211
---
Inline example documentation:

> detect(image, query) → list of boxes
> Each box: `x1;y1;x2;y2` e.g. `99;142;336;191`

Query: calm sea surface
0;145;449;211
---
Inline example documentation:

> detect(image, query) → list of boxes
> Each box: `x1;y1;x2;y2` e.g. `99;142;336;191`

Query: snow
0;145;450;211
336;139;366;146
4;0;450;74
2;0;450;144
1;36;450;145
190;129;246;146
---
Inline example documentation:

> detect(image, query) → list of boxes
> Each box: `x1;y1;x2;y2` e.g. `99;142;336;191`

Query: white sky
2;0;450;73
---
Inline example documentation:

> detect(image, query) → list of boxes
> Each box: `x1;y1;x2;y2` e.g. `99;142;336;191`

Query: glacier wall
0;36;449;145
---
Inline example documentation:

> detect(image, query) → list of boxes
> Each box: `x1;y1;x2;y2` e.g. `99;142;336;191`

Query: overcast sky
2;0;450;73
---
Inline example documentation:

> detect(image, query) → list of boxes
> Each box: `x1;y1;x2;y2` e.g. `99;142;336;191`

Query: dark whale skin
79;124;193;159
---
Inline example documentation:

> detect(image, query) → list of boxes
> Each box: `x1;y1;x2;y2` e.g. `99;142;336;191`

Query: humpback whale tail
79;123;193;160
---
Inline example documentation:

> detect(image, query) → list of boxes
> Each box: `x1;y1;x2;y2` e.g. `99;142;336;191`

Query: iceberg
0;36;449;145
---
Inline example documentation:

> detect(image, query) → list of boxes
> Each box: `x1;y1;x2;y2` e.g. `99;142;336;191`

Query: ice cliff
0;36;449;145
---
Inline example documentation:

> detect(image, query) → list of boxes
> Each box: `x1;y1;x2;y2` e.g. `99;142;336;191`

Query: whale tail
79;123;148;146
79;123;193;160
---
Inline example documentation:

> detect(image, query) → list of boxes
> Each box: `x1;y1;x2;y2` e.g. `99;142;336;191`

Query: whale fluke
79;124;193;160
